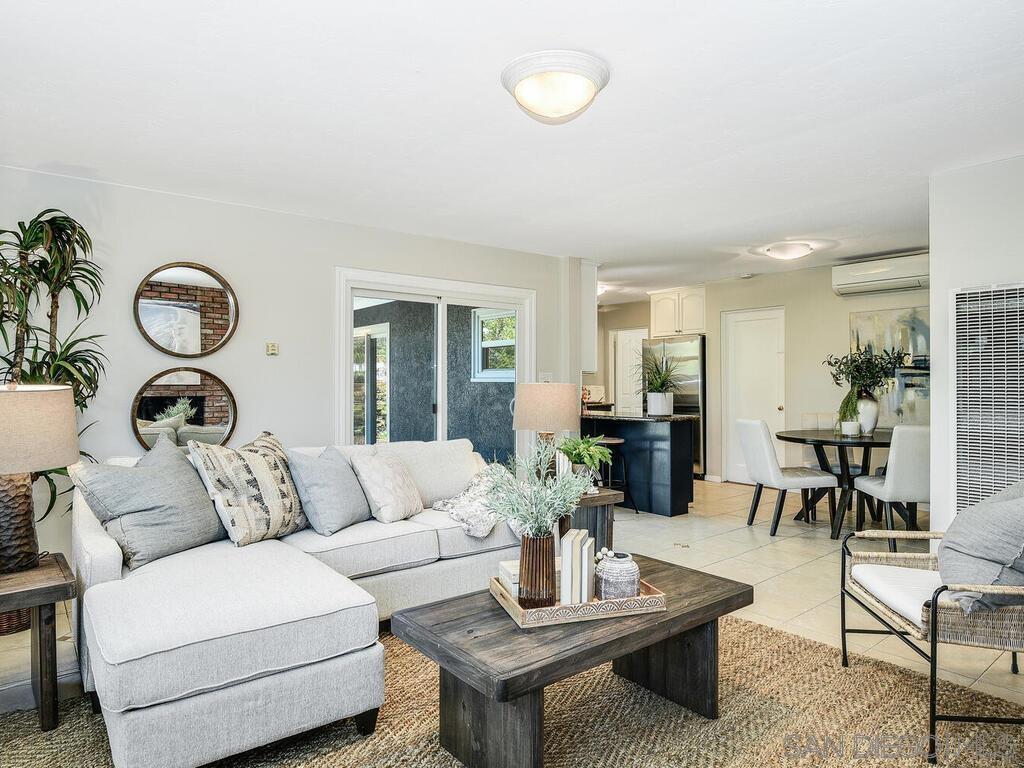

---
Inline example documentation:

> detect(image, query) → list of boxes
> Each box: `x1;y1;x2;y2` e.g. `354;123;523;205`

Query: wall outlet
265;342;280;356
539;371;554;383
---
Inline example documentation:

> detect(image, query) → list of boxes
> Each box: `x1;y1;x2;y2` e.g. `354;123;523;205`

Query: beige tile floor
1;480;1021;714
615;479;1024;707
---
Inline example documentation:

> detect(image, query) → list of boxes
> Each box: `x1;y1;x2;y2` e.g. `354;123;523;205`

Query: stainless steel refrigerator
642;334;707;478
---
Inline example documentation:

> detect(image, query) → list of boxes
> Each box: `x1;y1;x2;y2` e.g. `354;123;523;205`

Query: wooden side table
559;487;625;551
0;553;76;730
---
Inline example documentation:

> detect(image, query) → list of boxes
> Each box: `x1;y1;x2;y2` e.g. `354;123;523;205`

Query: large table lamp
0;384;80;634
512;382;580;441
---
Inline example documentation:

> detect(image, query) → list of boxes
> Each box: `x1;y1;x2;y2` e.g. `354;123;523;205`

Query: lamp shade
512;383;580;433
0;385;80;475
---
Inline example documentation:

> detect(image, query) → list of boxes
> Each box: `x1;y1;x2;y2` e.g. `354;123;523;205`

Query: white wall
704;268;929;480
928;154;1024;532
0;166;568;555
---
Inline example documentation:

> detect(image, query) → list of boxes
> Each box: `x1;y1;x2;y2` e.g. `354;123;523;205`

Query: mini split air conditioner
831;253;929;296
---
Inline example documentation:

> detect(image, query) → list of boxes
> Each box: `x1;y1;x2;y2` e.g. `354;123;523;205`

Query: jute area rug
3;617;1023;767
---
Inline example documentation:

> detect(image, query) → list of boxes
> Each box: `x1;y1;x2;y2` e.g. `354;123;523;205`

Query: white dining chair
737;419;839;536
853;425;929;552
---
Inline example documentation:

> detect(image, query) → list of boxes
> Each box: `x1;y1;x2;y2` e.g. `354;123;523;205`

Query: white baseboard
703;474;723;483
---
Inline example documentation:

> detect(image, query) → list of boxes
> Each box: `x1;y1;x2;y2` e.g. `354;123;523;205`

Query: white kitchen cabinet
649;285;705;337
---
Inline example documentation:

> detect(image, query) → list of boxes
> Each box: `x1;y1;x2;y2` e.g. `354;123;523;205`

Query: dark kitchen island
582;411;696;516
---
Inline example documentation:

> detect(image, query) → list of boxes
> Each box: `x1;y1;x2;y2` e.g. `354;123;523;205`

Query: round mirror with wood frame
131;367;237;450
133;262;239;358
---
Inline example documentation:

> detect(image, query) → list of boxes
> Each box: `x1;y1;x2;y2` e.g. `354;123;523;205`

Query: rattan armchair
841;529;1024;764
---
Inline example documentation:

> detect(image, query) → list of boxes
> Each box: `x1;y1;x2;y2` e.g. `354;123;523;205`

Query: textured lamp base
0;473;38;635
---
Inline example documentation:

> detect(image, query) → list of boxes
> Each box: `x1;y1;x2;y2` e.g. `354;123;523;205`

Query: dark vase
518;534;556;608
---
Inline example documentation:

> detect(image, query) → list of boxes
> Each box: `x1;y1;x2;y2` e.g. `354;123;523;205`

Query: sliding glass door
445;302;517;465
352;293;437;444
348;289;519;460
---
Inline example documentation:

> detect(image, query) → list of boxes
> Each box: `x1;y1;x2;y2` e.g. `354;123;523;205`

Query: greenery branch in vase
823;347;906;435
558;435;612;492
0;210;105;631
637;350;683;416
484;440;592;608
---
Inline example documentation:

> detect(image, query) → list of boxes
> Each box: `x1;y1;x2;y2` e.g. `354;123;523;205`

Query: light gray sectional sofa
72;438;519;768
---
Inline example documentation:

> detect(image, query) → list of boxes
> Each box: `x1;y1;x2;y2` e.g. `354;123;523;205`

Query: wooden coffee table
392;554;752;768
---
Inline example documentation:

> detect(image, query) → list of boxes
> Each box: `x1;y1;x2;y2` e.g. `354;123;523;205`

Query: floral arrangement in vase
484;440;592;608
823;346;906;435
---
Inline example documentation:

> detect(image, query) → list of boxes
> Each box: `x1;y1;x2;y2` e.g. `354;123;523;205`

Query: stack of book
498;557;561;600
559;528;595;605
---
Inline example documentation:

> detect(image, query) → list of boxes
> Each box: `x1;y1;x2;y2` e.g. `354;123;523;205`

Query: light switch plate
265;342;280;356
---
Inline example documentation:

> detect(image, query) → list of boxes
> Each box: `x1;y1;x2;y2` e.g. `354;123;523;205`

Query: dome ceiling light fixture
753;241;816;261
501;50;610;125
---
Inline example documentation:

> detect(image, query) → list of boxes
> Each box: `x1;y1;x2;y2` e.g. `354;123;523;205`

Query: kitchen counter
582;410;699;422
581;415;694;516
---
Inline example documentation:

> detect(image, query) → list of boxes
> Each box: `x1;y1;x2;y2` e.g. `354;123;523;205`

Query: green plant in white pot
823;347;906;435
558;435;612;491
637;350;682;416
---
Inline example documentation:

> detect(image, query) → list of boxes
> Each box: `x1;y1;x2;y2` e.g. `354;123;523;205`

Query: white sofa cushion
410;508;519;559
375;439;486;507
83;539;377;713
282;518;439;578
850;564;945;629
350;453;423;523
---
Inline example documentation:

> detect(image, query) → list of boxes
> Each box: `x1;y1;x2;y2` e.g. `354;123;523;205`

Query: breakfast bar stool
598;437;639;514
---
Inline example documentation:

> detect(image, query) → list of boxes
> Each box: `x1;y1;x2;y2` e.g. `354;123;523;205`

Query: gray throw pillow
69;434;226;570
938;480;1024;612
286;447;371;536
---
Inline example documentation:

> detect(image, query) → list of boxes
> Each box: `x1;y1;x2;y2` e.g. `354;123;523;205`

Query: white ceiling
3;1;1023;303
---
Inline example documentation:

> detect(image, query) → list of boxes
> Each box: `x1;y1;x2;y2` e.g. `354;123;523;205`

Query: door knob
777;405;784;411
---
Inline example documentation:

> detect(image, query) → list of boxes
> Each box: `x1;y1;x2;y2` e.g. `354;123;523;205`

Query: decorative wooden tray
489;577;666;629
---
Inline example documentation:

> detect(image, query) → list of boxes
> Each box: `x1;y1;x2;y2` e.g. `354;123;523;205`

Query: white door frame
721;306;786;484
336;268;537;458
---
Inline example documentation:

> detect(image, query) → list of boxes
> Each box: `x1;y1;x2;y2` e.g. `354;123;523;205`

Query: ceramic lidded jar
594;552;640;600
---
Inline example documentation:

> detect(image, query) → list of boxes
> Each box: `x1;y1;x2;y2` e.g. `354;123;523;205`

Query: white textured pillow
350;453;423;523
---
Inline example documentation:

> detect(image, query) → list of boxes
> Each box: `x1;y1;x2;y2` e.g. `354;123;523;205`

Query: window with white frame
472;308;516;382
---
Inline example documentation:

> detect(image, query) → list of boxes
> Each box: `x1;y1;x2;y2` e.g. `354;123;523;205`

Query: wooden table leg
30;603;58;731
613;618;719;719
439;667;543;768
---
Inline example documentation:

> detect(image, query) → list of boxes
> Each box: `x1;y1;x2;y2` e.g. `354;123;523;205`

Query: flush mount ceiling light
501;50;609;125
752;241;815;261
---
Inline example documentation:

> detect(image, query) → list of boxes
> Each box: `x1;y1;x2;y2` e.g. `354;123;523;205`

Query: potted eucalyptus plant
823;346;906;435
637;349;683;416
0;210;105;633
484;440;592;608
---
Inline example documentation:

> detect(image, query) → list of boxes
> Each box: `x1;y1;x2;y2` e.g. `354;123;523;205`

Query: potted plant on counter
824;347;906;435
638;350;682;416
484;440;592;608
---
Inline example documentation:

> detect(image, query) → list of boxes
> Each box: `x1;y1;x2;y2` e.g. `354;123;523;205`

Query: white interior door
613;328;648;416
722;307;785;484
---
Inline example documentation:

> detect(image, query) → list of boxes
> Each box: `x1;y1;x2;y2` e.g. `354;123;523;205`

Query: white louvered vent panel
955;286;1024;509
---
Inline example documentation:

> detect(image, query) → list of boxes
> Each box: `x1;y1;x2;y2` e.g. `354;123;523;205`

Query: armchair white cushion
850;563;944;629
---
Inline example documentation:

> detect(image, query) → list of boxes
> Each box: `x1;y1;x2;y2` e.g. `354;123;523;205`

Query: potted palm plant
638;349;682;416
0;210;105;633
484;440;592;608
823;347;906;435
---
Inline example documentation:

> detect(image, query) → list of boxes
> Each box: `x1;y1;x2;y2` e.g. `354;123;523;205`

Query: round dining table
775;428;893;539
